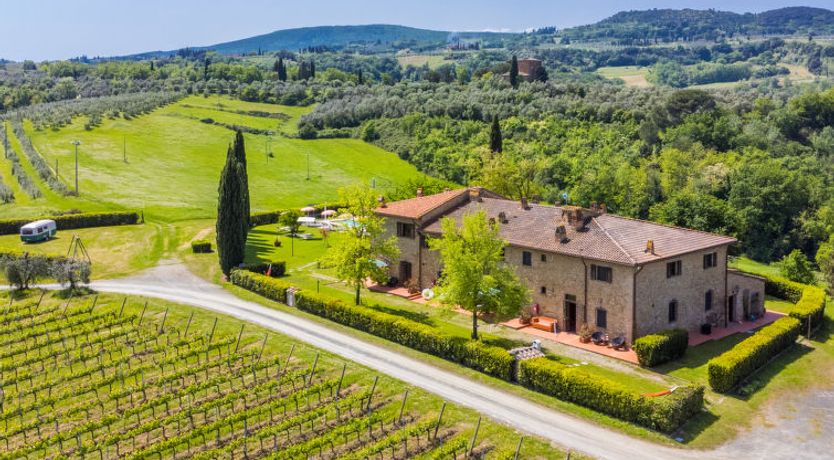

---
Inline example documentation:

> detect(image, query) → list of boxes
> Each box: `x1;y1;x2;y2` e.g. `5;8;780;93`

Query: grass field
396;54;449;69
0;290;564;459
0;95;423;222
596;66;651;87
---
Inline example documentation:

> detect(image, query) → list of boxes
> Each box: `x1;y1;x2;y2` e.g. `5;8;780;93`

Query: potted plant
519;304;534;325
579;323;592;343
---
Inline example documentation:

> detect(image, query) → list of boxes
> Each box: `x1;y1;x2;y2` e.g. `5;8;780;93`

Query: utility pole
71;140;81;195
306;152;310;180
123;136;126;163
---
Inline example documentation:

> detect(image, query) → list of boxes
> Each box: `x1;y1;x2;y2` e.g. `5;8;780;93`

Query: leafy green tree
429;210;529;339
0;254;49;290
323;185;400;305
50;259;92;290
509;55;519;88
279;209;303;236
216;145;248;275
778;249;815;284
489;116;502;153
817;238;834;295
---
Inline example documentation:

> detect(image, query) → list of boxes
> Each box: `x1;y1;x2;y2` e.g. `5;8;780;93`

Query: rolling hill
559;6;834;42
128;24;514;58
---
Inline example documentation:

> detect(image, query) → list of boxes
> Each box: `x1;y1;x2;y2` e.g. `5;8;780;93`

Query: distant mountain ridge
127;24;513;58
560;6;834;42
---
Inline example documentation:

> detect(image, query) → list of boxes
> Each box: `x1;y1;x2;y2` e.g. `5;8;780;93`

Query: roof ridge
592;218;636;265
597;213;737;242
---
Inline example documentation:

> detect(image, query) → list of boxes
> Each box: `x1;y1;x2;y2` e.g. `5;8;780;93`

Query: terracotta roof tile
420;197;736;266
375;188;467;220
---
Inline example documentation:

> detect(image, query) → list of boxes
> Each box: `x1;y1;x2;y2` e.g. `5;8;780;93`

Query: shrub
517;358;703;433
229;270;292;303
633;329;689;367
763;275;803;303
777;250;815;285
241;261;286;277
707;316;801;393
191;240;212;253
0;211;141;235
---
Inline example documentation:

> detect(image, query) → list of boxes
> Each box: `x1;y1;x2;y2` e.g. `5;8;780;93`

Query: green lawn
4;95;424;222
596;66;651;87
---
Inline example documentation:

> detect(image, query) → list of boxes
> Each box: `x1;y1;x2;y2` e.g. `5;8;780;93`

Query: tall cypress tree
310;60;316;79
216;145;247;275
276;57;287;81
489;116;502;153
509;55;519;88
232;130;250;227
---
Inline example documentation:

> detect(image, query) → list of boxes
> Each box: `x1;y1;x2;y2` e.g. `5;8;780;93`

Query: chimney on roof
378;196;386;208
520;197;530;210
416;187;424;198
646;240;655;254
600;203;607;214
555;224;569;243
562;206;585;231
469;187;483;202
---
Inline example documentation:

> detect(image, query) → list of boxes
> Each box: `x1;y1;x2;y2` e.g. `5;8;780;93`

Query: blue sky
2;0;832;61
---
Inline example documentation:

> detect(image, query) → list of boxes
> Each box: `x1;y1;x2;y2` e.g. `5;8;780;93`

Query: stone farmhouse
376;187;766;343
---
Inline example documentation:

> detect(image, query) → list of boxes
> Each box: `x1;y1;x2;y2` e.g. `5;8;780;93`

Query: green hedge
707;316;801;393
191;240;212;253
633;329;689;367
241;261;286;277
229;270;292;303
230;271;514;381
0;211;141;235
762;274;825;335
789;285;826;332
250;210;282;227
517;358;704;433
231;270;704;431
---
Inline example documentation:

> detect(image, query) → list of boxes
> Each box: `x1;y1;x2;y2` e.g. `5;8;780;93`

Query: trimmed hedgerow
789;285;826;333
0;211;141;235
707;316;801;393
633;329;689;367
229;269;292;303
517;357;703;433
230;270;514;381
241;261;286;277
231;270;703;431
190;240;212;253
249;210;282;227
761;274;825;335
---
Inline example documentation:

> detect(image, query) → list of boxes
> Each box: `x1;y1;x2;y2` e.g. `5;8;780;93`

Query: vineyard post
307;352;320;387
234;324;245;354
433;402;446;440
184;311;195;336
468;416;482;456
89;295;98;312
4;295;12;316
208;318;218;345
138;301;147;325
258;334;268;361
118;297;127;317
514;436;524;460
366;375;379;413
62;293;74;316
398;390;409;425
282;344;295;376
336;362;346;398
159;307;169;334
35;290;45;310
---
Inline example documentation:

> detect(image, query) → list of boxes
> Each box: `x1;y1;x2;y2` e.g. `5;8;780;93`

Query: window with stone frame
666;260;682;278
522;251;532;266
396;222;415;238
596;308;607;329
668;300;678;323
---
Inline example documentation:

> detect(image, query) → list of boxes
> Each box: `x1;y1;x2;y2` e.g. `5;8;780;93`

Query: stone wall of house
634;246;728;339
383;217;421;286
727;270;766;322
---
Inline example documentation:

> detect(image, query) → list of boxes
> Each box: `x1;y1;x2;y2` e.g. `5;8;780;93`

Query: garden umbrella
321;210;337;217
300;206;316;214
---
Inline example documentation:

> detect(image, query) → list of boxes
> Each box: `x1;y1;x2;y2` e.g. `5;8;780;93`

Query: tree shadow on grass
732;342;814;401
366;302;434;326
675;409;721;444
655;333;748;377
